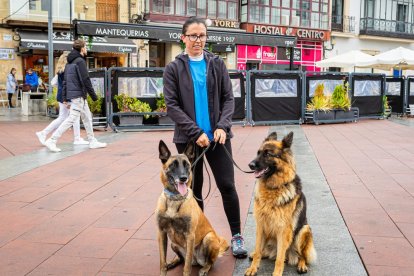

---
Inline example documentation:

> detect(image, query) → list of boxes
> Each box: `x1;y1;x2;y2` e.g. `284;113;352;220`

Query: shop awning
19;31;137;53
73;20;297;48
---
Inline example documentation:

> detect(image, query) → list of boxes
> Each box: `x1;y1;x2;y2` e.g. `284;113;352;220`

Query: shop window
29;0;50;12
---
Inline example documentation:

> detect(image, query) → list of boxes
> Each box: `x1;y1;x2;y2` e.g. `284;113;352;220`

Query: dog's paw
297;266;308;274
245;266;258;276
199;270;208;276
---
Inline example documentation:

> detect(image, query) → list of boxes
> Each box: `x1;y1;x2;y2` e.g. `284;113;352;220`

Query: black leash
220;143;255;174
189;141;254;202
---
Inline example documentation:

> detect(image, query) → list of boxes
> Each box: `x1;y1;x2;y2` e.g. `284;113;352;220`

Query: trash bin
22;92;47;116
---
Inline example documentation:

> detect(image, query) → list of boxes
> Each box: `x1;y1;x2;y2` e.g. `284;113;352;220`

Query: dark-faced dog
245;132;316;276
156;140;229;276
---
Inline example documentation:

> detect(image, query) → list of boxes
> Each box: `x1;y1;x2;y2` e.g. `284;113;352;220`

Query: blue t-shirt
189;57;213;140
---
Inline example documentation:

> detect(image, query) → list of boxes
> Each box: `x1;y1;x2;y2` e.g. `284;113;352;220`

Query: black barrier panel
229;72;246;121
250;72;302;122
351;74;385;117
385;77;405;114
113;70;164;111
407;78;414;106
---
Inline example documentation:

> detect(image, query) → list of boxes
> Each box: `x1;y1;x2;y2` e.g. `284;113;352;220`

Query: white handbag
51;74;58;87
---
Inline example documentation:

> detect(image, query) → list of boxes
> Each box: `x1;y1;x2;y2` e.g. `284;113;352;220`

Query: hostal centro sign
245;24;330;41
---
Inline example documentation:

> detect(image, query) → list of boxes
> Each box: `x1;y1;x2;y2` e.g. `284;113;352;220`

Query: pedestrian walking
36;52;89;146
25;68;39;92
44;39;107;152
163;17;247;258
6;68;18;108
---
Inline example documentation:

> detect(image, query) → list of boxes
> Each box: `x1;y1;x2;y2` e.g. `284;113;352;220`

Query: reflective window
255;79;297;97
354;80;381;96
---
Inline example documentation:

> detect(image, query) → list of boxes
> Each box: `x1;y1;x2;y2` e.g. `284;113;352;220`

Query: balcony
331;15;355;33
360;18;414;39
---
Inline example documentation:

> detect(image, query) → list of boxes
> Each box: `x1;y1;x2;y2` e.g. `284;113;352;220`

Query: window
244;0;328;29
148;0;238;20
29;0;50;11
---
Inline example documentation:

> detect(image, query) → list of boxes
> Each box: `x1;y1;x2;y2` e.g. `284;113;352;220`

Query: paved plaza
0;110;413;275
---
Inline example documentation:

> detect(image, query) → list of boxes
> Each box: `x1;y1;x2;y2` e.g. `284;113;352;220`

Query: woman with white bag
35;51;88;146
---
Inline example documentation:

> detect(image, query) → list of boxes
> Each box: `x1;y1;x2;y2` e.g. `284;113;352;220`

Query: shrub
331;83;351;110
114;93;152;118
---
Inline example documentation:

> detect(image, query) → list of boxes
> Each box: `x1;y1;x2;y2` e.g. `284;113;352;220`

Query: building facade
139;0;331;70
328;0;414;73
0;0;139;86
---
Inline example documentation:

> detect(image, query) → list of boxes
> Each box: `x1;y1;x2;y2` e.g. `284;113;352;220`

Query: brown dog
245;132;316;276
156;140;229;276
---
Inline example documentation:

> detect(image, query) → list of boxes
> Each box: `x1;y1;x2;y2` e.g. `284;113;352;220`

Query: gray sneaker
231;233;248;258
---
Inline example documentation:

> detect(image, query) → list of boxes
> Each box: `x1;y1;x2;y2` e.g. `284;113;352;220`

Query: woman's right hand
196;133;210;148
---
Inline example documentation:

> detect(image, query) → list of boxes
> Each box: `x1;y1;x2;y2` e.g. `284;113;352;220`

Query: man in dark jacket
163;17;247;258
44;39;107;152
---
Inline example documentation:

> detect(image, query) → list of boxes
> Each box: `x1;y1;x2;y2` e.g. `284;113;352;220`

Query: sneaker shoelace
232;235;244;250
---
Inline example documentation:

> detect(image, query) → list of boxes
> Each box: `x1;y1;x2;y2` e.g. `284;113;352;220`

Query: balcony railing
331;15;355;33
360;17;414;39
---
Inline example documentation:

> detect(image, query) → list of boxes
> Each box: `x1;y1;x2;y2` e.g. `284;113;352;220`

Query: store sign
213;20;239;29
0;48;14;60
244;24;330;41
245;46;277;61
277;47;301;61
75;21;296;47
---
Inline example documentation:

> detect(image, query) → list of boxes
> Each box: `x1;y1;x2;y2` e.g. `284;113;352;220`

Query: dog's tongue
177;182;188;196
254;169;266;178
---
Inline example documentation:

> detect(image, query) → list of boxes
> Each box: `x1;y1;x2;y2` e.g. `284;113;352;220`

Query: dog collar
164;188;188;201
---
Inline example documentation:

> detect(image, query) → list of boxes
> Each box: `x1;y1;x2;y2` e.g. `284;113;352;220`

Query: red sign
241;23;330;41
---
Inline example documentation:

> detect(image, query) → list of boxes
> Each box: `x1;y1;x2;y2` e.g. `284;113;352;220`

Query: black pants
8;93;13;107
176;140;241;236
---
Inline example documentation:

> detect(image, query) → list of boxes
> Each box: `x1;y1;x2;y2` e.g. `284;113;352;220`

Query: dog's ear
282;132;294;149
183;141;195;163
264;132;278;142
159;140;171;164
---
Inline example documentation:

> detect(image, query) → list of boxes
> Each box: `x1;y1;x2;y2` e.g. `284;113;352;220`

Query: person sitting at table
25;68;39;92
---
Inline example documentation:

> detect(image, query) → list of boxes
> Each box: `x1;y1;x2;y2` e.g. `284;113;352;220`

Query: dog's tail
218;236;229;257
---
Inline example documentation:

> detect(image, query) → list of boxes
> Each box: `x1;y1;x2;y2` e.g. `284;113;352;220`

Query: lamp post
48;0;53;95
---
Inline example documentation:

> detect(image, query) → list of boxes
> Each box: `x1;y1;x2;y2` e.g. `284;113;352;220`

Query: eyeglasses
185;34;207;42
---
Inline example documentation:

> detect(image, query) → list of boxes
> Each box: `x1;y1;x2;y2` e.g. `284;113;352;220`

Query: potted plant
155;93;174;125
47;88;59;117
331;83;355;120
87;94;104;116
306;83;334;122
383;95;392;118
114;93;152;126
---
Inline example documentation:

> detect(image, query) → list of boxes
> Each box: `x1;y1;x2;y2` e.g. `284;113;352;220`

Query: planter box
158;115;174;125
335;109;356;120
305;108;359;124
119;114;143;126
314;110;335;122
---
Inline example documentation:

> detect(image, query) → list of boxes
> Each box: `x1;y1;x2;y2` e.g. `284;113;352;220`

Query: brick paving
0;114;413;275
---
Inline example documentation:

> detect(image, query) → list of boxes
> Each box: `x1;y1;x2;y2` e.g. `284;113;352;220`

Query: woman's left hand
214;129;226;144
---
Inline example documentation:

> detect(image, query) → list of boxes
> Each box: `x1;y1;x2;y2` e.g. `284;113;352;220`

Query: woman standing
36;52;88;146
163;17;247;258
6;68;18;108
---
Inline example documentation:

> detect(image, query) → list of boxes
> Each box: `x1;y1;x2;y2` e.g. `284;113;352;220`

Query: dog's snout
179;176;188;183
249;160;257;170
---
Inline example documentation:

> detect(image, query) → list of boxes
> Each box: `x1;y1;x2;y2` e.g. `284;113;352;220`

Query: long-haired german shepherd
156;140;229;276
245;132;316;276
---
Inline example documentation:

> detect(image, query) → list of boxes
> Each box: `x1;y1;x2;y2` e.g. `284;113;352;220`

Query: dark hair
10;68;16;74
182;17;207;34
73;39;86;51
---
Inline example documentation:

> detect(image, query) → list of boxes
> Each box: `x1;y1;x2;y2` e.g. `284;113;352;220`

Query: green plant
307;83;331;111
331;83;351;110
87;93;104;115
47;87;59;109
155;93;167;113
383;95;390;110
114;93;152;118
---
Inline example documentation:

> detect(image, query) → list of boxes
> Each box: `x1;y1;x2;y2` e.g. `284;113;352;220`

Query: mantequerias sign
74;20;296;48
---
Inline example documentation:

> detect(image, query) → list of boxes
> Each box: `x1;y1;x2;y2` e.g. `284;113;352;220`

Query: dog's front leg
158;230;168;276
245;224;264;276
273;230;293;276
183;233;195;276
